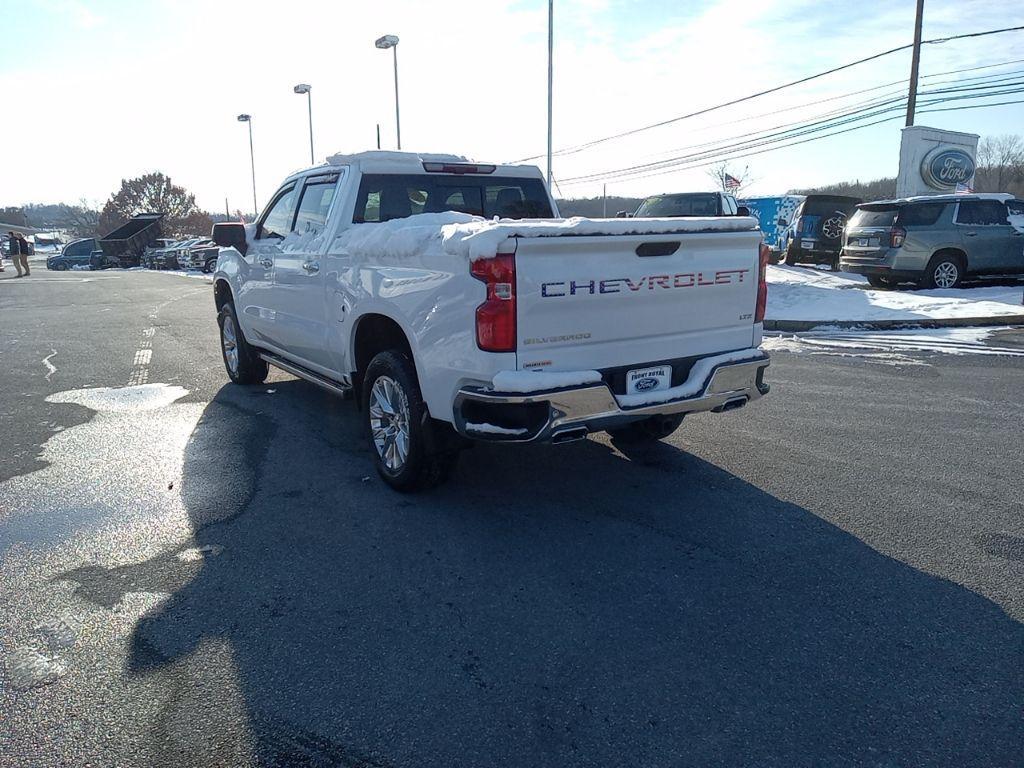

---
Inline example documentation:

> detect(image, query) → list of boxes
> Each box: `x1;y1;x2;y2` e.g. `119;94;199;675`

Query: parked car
47;238;99;270
778;194;862;269
211;151;771;490
621;191;744;218
841;193;1024;289
182;240;218;271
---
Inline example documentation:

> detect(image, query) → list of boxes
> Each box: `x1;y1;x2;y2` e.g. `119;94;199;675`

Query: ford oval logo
634;377;659;392
921;147;975;190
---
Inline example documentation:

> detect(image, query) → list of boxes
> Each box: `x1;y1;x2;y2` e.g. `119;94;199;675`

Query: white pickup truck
211;151;770;490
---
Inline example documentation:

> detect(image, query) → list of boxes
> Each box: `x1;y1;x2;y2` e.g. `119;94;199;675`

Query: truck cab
624;191;742;218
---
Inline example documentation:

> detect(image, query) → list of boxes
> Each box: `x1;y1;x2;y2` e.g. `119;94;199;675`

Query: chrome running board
259;352;352;399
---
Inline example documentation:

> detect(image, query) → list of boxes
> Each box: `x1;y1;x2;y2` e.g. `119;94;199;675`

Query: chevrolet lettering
541;269;750;298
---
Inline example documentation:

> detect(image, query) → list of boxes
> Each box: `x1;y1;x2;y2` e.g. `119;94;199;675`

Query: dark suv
841;194;1024;289
779;194;862;269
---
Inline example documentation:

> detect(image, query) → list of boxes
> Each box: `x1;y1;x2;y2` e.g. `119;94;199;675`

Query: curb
764;315;1024;332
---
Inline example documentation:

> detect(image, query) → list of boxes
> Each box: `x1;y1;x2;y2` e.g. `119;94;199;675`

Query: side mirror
616;210;629;218
212;222;248;256
736;206;750;217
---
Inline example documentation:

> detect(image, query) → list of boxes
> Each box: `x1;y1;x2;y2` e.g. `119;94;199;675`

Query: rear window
803;197;861;216
635;193;720;217
849;208;898;228
897;203;944;227
354;174;553;223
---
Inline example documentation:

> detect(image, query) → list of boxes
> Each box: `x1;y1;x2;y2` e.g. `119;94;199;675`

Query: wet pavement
1;270;1022;766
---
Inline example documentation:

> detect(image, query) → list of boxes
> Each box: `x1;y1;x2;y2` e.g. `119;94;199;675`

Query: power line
512;24;1024;163
558;97;1020;188
560;84;1024;185
562;82;1023;184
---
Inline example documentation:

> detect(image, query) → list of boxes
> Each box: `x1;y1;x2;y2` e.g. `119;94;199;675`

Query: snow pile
616;349;766;408
333;212;758;263
441;215;758;262
491;369;602;392
766;265;1024;324
333;212;478;261
464;422;529;436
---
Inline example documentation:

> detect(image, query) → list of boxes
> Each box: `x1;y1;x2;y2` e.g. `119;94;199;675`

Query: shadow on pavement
60;380;1024;767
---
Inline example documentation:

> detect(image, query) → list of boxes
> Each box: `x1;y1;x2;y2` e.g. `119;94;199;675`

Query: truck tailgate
514;230;761;371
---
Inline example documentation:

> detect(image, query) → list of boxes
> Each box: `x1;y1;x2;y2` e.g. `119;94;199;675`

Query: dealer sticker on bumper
627;365;671;395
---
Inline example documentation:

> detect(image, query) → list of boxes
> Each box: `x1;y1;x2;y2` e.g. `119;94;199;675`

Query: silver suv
840;194;1024;289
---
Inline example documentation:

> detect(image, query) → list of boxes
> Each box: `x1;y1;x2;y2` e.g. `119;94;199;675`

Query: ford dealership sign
921;147;976;190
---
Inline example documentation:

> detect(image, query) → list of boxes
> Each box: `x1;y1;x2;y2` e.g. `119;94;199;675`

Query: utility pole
905;0;924;126
377;123;381;150
602;183;607;217
546;0;554;193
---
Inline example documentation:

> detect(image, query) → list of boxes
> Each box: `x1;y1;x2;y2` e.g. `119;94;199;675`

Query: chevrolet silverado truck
211;151;770;491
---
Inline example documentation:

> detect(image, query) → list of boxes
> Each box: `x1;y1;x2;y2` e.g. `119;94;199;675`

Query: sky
1;0;1022;214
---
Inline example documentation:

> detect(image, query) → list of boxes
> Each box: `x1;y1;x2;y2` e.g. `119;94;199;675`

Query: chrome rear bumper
453;351;770;443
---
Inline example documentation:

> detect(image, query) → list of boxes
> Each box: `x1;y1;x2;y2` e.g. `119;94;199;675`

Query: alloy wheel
933;261;959;289
222;314;240;375
369;376;411;473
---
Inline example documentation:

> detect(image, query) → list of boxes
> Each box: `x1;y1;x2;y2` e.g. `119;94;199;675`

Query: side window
1006;200;1024;217
898;203;944;227
258;185;298;239
956;200;1008;226
293;179;338;233
724;195;738;215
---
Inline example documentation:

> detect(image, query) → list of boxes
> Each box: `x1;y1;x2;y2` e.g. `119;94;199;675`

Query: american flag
724;173;741;190
954;182;973;194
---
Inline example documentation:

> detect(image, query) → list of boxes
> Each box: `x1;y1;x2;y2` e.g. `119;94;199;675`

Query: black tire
919;252;964;289
204;258;217;274
217;301;268;385
608;413;685;443
829;257;841;272
361;351;459;492
54;263;68;271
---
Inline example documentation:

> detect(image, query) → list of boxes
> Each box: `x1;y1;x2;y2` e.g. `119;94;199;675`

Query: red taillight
470;254;516;352
755;242;769;323
890;226;906;248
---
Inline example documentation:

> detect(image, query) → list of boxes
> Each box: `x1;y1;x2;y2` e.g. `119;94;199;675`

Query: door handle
963;232;978;237
302;260;320;274
259;257;274;268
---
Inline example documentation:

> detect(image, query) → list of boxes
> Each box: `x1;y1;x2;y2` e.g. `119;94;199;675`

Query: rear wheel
608;413;685;443
920;253;964;289
362;351;458;492
218;302;268;384
54;263;68;271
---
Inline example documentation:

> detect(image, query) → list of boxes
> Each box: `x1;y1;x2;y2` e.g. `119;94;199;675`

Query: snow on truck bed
332;212;758;262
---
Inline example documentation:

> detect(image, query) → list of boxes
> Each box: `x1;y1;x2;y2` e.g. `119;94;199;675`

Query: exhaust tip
551;427;588;445
714;396;748;413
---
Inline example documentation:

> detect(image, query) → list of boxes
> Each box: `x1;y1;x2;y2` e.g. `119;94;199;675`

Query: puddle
46;383;189;413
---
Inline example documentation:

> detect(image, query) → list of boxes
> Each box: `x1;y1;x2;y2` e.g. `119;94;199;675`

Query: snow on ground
763;326;1024;362
766;265;1023;324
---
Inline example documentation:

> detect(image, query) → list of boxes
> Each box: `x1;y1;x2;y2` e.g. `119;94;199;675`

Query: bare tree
705;162;754;198
975;134;1024;194
99;172;212;238
54;200;101;238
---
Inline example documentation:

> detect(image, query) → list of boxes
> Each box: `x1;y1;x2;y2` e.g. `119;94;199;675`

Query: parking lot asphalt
1;269;1022;767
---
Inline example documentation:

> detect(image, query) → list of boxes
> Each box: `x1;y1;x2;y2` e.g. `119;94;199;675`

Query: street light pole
237;114;257;216
294;84;314;164
546;0;553;193
905;0;925;126
375;35;402;150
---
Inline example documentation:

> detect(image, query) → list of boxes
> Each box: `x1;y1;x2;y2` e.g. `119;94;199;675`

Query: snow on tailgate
333;212;759;263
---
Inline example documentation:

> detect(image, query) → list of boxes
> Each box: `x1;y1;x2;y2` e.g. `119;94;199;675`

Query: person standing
8;231;30;277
